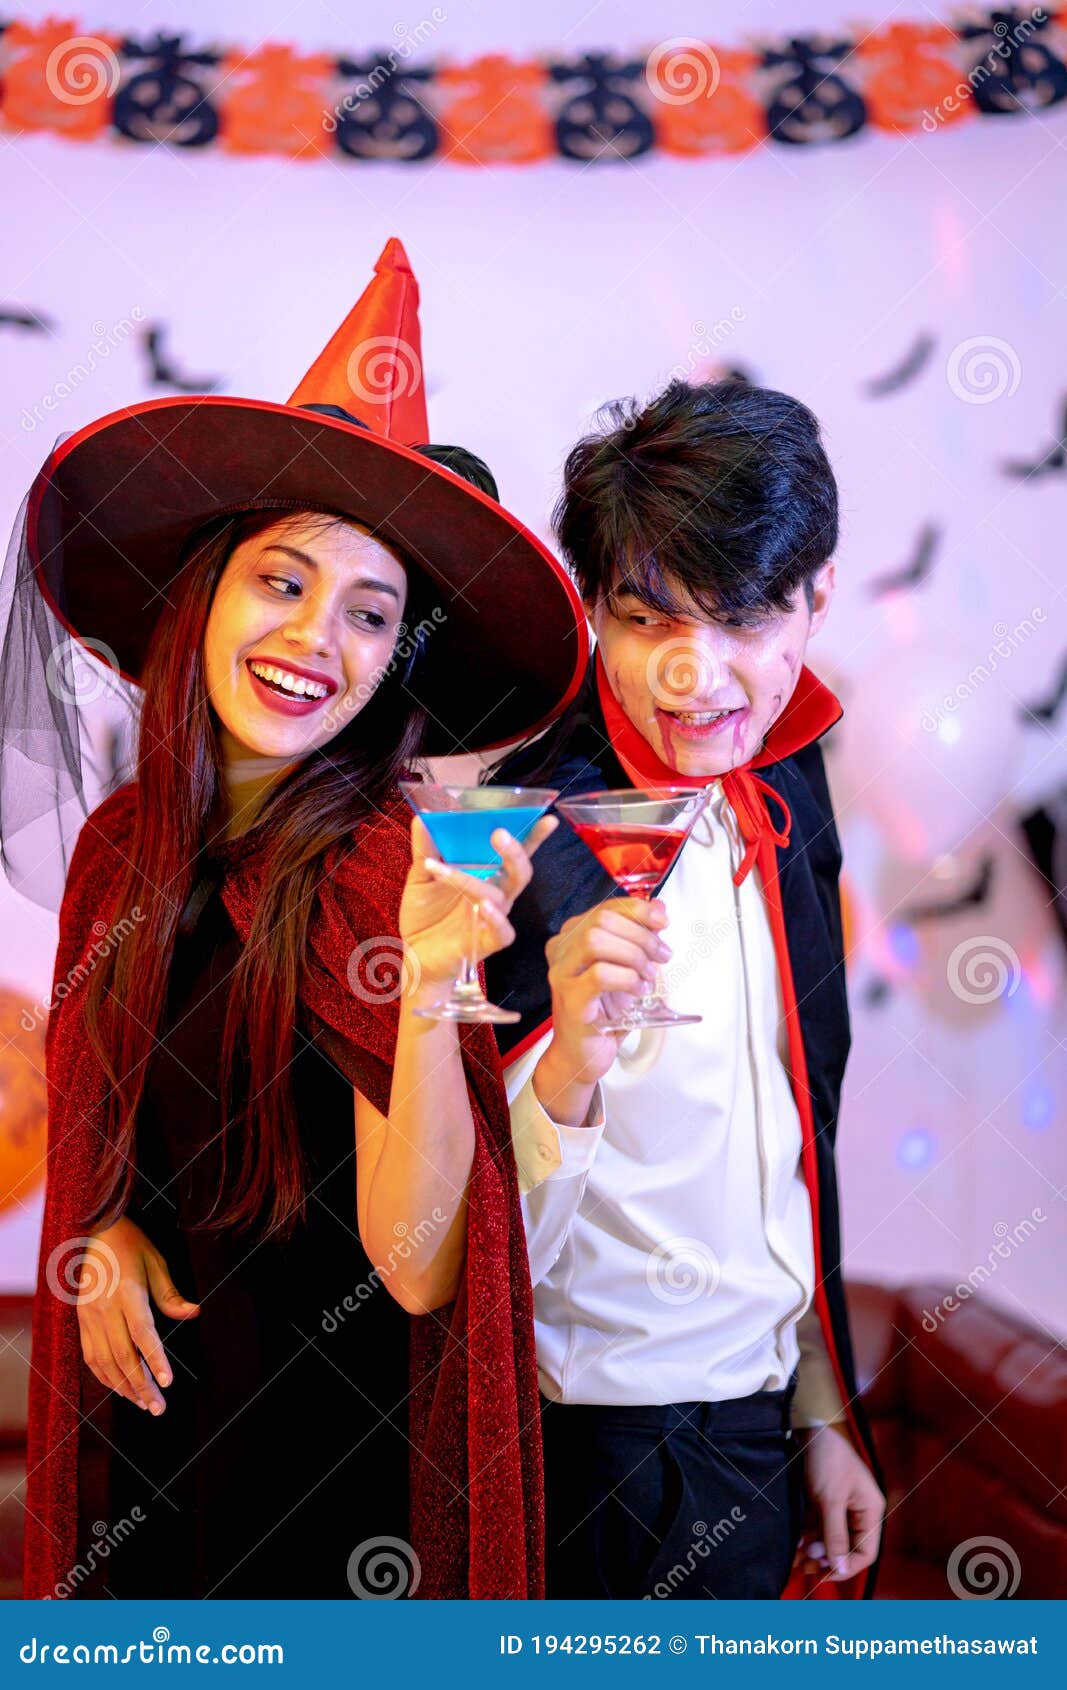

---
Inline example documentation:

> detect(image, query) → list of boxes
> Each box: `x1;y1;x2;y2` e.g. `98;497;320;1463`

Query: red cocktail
556;788;711;1031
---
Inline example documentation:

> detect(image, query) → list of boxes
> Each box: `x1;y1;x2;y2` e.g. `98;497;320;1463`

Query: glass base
414;999;521;1025
599;1003;703;1033
413;981;520;1025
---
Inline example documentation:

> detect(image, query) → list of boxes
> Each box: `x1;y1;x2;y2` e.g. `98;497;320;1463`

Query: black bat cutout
900;853;995;925
0;307;53;334
142;324;220;392
860;331;936;399
863;976;892;1008
1020;652;1067;728
867;522;942;598
1001;396;1067;479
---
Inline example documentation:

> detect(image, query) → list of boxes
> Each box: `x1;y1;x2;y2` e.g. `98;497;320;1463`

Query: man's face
589;561;835;779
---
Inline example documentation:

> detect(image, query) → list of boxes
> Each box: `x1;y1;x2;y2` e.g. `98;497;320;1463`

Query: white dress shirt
508;780;845;1427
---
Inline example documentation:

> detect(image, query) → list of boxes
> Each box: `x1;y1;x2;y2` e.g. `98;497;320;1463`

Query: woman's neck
217;749;300;842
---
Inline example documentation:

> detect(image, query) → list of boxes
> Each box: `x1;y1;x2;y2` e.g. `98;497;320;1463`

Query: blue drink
420;806;545;878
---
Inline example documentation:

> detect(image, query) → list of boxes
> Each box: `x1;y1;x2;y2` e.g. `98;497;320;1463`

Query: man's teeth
249;661;330;700
674;708;735;726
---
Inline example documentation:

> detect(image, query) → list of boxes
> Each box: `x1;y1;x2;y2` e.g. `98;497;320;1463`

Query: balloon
829;639;1023;864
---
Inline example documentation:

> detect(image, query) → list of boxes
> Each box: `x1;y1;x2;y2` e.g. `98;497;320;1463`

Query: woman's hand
398;813;557;995
75;1217;200;1414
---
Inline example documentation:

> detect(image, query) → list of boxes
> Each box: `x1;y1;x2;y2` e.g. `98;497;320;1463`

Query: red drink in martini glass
555;787;711;1031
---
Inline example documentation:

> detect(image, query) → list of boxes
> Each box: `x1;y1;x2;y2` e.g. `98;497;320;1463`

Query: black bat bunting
1001;397;1067;479
1020;653;1067;728
860;331;936;398
0;307;53;333
866;522;942;598
863;976;892;1009
141;324;220;392
900;854;995;925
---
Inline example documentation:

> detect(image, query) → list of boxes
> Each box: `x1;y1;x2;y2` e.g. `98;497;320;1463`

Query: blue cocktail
399;783;559;1023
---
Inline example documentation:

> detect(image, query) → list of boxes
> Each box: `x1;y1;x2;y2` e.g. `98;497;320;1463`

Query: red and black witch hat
26;237;586;754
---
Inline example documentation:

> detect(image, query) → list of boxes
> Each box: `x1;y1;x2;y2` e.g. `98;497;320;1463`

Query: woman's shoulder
323;783;412;911
62;781;139;903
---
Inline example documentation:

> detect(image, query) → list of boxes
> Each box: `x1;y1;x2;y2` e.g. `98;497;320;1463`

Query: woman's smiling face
203;513;409;763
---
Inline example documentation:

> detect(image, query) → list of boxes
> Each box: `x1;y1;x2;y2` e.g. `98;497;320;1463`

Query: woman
2;240;586;1599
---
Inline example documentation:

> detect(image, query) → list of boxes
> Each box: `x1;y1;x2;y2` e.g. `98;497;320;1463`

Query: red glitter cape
23;781;543;1600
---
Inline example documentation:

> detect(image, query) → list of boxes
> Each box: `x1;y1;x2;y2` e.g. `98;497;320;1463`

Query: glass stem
456;897;482;999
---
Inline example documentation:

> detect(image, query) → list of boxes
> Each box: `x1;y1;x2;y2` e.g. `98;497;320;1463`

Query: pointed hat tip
376;236;413;275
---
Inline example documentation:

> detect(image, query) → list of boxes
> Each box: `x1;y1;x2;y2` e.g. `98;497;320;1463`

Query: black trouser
540;1375;804;1600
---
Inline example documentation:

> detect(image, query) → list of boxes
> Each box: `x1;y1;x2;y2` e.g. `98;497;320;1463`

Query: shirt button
538;1144;554;1161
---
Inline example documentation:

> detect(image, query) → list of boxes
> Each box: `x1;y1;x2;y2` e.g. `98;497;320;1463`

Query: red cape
24;782;544;1599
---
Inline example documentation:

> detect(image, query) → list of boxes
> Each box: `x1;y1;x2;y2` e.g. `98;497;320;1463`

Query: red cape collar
593;645;843;885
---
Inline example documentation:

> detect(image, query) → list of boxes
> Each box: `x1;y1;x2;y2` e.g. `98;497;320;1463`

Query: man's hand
76;1217;200;1414
533;896;671;1127
796;1422;885;1583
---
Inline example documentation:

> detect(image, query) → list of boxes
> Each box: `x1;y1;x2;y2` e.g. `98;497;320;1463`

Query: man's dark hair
552;379;838;624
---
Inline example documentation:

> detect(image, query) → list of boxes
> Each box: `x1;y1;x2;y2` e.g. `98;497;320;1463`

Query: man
487;378;885;1600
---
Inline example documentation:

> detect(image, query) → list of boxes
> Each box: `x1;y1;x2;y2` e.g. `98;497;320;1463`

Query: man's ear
808;560;836;638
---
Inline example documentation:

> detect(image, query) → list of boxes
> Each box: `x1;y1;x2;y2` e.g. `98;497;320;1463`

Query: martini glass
555;787;711;1032
400;783;559;1024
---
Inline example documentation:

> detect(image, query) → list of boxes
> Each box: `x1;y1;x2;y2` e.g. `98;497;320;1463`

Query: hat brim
28;395;587;755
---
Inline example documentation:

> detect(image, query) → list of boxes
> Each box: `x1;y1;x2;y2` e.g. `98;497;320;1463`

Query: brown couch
1;1282;1064;1598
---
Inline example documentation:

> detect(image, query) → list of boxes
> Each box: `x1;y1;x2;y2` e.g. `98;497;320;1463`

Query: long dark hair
81;504;431;1241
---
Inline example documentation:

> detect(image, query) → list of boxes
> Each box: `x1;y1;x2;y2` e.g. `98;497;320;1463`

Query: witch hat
25;238;585;754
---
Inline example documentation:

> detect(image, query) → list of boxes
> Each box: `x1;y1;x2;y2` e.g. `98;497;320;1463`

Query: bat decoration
900;854;995;925
1021;791;1067;949
863;976;892;1008
0;306;53;334
1019;653;1067;728
1001;396;1067;479
860;331;936;398
141;323;221;392
866;522;942;598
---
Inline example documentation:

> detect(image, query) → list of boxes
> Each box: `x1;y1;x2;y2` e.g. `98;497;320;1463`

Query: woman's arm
354;814;556;1313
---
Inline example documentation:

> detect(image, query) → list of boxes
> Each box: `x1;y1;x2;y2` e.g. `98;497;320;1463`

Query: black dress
74;866;412;1598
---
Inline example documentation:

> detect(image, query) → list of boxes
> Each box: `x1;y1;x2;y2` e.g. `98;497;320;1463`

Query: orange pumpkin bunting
858;23;974;134
436;56;553;164
1;20;121;140
219;44;336;159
